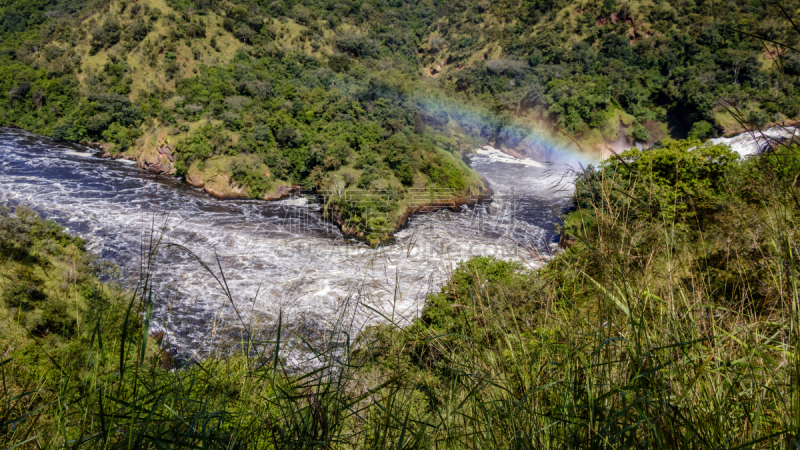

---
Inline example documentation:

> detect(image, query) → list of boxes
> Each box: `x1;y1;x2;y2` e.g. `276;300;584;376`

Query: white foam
62;150;93;158
709;127;800;157
474;146;545;167
281;196;308;206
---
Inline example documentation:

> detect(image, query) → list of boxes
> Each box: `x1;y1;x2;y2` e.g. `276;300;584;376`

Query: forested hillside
1;0;797;239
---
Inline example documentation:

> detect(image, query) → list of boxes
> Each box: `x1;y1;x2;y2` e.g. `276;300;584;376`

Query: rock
143;153;160;167
263;184;301;200
157;146;175;162
203;174;248;199
150;331;165;345
187;173;205;188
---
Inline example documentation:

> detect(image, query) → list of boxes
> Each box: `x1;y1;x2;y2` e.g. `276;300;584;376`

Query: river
0;128;574;364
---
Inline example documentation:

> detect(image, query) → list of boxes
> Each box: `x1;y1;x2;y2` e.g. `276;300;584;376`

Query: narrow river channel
0;128;574;363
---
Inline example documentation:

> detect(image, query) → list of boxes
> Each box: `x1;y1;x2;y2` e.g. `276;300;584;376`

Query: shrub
485;58;529;75
35;299;76;337
220;111;242;129
335;33;379;57
7;81;31;106
394;161;413;185
422;160;467;191
2;272;46;310
86;113;111;135
688;120;713;140
240;80;271;98
89;19;122;54
631;122;651;142
230;158;272;197
328;53;351;73
224;95;251;111
0;206;32;250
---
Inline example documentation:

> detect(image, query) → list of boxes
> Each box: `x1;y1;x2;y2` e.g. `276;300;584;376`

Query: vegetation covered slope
2;0;799;239
2;138;798;448
0;206;140;368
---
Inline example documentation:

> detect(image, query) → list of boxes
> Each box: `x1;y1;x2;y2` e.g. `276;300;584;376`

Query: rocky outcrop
139;145;177;175
157;144;175;160
325;178;494;246
186;173;205;188
202;173;247;199
264;184;303;200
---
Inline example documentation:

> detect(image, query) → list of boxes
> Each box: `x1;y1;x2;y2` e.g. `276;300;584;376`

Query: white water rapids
0;129;574;364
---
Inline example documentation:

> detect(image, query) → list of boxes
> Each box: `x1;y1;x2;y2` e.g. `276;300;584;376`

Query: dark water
0;128;574;361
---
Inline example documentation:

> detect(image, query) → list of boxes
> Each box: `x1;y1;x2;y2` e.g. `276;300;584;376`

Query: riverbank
81;136;497;246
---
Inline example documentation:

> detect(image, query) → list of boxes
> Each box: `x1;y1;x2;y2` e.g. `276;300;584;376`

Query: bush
335;33;379;57
35;299;76;337
576;139;739;226
328;53;351;73
2;272;47;310
631;122;651;142
422;160;467;191
688;120;713;140
224;95;251;111
485;58;530;75
0;205;32;250
220;111;242;129
86;113;111;135
101;123;139;152
394;161;413;185
230;158;271;197
90;19;122;54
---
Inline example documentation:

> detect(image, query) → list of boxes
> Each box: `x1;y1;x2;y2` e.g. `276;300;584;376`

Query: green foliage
631;122;651;142
688;120;714;140
418;257;533;341
2;270;47;310
576;139;739;226
230;157;272;198
421;158;468;191
101;122;139;153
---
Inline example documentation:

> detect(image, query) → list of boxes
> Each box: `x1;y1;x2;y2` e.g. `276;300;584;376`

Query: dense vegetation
2;137;798;448
2;0;799;240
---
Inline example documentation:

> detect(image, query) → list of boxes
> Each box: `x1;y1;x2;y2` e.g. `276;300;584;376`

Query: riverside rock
263;184;302;200
186;173;205;188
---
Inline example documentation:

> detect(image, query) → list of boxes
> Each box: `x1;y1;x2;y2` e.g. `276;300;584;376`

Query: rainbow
414;96;603;166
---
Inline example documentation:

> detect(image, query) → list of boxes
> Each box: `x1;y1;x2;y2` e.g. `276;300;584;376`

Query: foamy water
0;128;573;363
709;126;799;157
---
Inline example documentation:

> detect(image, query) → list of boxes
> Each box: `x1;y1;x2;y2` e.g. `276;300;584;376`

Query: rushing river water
0;128;574;363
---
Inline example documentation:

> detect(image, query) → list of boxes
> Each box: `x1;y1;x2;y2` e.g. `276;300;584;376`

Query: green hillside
1;0;798;240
